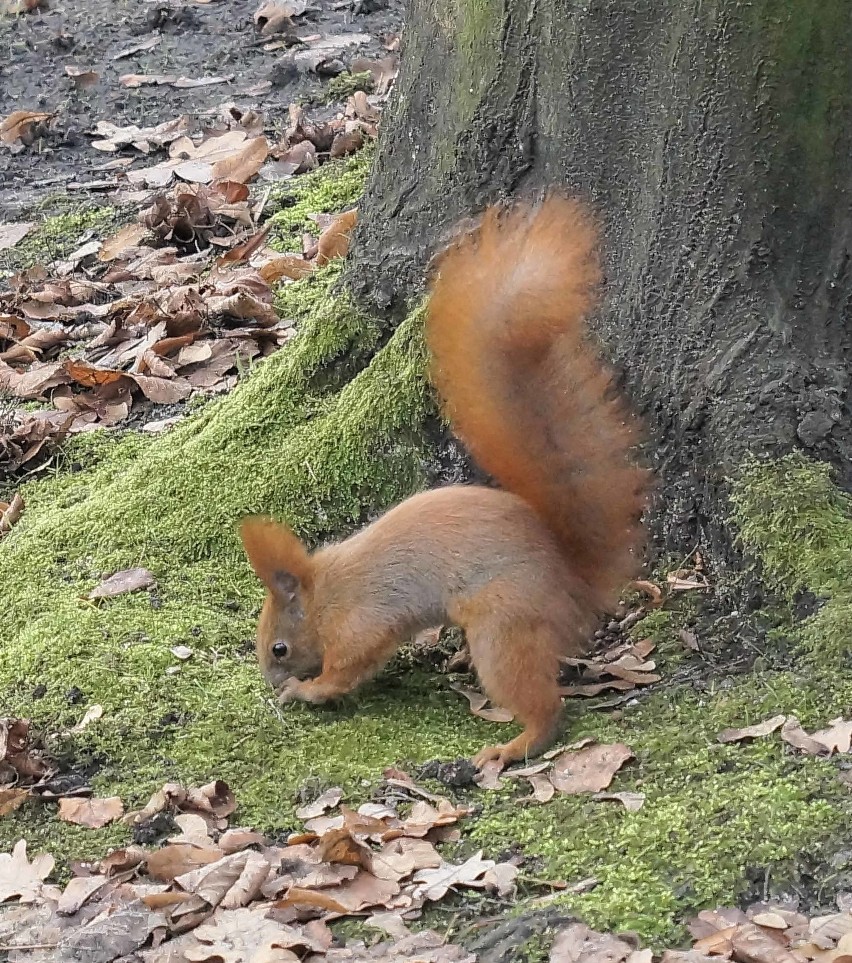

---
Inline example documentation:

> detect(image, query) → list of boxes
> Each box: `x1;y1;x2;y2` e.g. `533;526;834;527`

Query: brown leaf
0;493;25;534
211;135;270;184
58;796;125;829
65;65;100;88
0;221;34;251
218;829;269;854
129;371;192;403
524;774;556;803
630;579;664;606
812;718;852;755
0;358;70;398
717;715;787;744
88;567;156;600
474;760;504;790
258;254;314;282
0;788;29;817
63;358;128;389
0;840;55;901
559;680;636;698
187;905;324;961
57;875;108;914
217;224;272;267
450;685;514;723
91;116;192;154
329;126;365;159
729;921;801;963
186;780;237;822
550;743;634;794
1;110;53;146
175;850;271;910
315;208;357;267
687;907;748;939
317;827;369;867
146;843;225;882
549;923;636;963
255;0;307;35
412;851;495;902
296;787;344;821
780;717;830;756
660;954;720;963
99;223;148;262
99;846;148;876
349;91;380;124
119;73;233;89
278;872;399;915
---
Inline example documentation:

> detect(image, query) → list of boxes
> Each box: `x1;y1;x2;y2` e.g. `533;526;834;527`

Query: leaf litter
0;775;518;962
5;770;852;963
2;76;388;477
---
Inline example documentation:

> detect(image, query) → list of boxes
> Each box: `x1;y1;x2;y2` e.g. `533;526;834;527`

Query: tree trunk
348;0;852;562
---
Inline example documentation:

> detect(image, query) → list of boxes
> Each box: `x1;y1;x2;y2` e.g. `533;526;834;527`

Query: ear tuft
239;515;313;594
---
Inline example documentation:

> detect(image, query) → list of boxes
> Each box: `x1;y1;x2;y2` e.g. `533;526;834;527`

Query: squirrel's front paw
276;677;310;704
276;677;333;705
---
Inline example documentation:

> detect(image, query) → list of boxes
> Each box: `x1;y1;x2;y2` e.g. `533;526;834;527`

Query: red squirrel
240;194;649;767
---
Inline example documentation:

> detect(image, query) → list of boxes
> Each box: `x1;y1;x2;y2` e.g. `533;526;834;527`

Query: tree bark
347;0;852;561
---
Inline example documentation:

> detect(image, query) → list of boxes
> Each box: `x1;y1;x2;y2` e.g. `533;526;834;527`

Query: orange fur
240;194;649;768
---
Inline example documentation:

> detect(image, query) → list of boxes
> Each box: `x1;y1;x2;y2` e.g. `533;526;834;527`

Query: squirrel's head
239;516;323;689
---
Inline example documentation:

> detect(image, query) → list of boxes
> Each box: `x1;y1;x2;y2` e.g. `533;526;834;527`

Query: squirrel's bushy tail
427;193;648;615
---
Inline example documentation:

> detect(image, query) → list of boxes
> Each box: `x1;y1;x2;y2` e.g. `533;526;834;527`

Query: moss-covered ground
1;157;851;951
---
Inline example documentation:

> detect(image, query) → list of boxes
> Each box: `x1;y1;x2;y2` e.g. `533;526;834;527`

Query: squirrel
240;193;649;768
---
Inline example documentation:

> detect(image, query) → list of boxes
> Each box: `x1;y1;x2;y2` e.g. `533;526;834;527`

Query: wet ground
0;0;403;218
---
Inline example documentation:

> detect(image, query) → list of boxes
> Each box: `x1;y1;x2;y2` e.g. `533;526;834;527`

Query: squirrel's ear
239;516;313;598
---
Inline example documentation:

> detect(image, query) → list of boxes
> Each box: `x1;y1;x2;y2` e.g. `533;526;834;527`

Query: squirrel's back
426;194;648;616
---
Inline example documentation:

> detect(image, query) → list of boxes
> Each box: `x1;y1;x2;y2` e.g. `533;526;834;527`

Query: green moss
469;670;850;947
323;71;375;103
1;205;118;277
742;0;852;198
266;150;373;252
731;453;852;660
3;164;852;953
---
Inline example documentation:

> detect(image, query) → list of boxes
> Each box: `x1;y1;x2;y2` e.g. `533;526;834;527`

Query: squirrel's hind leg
463;615;564;768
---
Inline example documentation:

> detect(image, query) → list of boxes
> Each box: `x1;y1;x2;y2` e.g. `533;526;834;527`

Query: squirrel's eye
272;641;289;659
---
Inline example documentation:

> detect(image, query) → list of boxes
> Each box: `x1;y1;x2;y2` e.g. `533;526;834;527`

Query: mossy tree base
2;144;852;951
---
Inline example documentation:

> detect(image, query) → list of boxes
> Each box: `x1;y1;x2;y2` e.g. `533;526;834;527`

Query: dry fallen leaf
717;714;787;744
780;716;830;756
315;208;357;266
450;684;514;724
592;791;646;811
57;875;108;915
0;787;30;818
412;851;496;902
550;743;634;794
549;922;636;963
1;110;53;146
65;65;99;88
813;718;852;755
0;221;34;251
70;704;104;733
0;492;25;534
99;223;148;262
0;839;55;902
296;787;344;820
88;566;156;600
59;796;125;829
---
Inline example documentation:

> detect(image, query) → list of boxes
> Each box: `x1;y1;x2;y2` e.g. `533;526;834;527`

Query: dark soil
0;0;403;218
